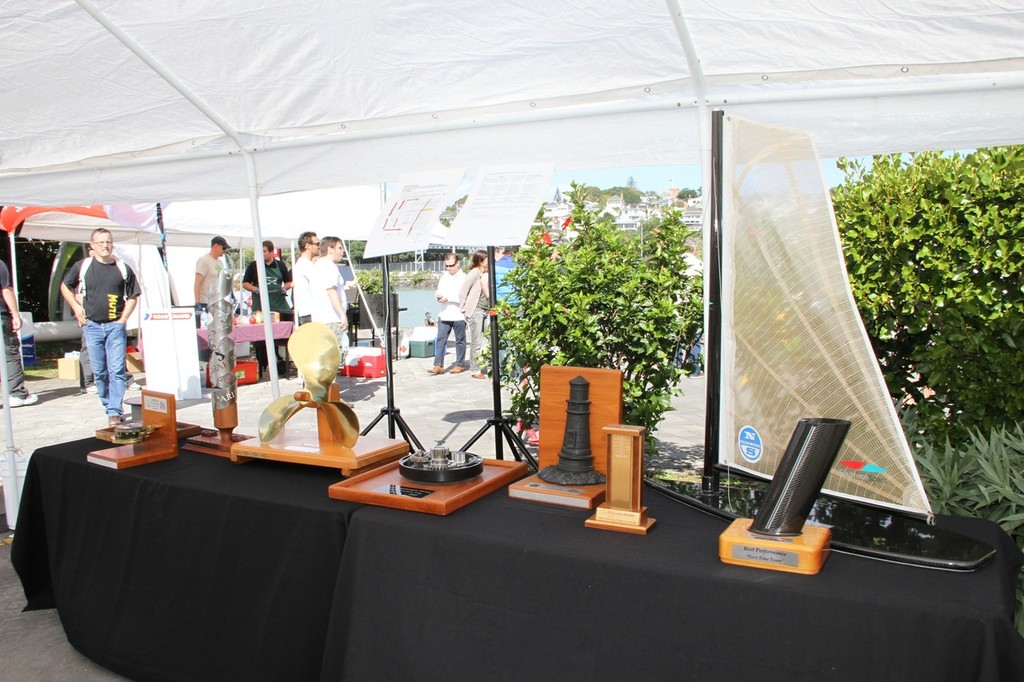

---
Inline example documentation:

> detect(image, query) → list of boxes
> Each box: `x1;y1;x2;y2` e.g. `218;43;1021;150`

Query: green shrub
833;147;1024;445
355;268;396;295
499;183;702;440
904;407;1024;634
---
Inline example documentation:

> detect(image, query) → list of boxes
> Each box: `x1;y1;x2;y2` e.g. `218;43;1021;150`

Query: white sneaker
85;385;98;394
8;393;38;407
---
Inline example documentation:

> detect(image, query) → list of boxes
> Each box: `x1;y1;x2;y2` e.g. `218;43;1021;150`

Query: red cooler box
340;348;386;378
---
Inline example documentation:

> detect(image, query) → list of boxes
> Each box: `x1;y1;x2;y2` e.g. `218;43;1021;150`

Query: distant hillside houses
542;189;704;234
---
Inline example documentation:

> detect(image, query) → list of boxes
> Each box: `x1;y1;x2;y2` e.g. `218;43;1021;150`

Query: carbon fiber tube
749;417;851;537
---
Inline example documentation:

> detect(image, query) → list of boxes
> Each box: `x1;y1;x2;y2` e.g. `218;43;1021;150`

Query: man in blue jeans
60;228;141;427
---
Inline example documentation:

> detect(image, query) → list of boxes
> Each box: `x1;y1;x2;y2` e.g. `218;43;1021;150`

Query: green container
409;339;434;358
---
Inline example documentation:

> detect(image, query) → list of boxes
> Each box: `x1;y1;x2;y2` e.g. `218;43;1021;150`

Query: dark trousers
2;315;28;398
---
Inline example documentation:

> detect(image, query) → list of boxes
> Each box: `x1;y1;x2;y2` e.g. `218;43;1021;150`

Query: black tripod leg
461;420;493;452
392;411;424;451
499;419;537;469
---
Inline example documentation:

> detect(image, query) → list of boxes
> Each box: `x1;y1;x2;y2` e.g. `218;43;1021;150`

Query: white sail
719;116;931;517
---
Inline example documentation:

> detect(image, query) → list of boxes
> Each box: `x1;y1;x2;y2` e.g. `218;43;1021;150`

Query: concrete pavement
0;347;706;680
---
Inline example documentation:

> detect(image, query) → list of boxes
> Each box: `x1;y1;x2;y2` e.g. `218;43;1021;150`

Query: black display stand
460;246;537;469
359;256;424;451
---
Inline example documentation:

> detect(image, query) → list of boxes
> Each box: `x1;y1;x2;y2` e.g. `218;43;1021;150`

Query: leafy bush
832;147;1024;445
903;407;1024;634
499;184;702;439
355;268;396;295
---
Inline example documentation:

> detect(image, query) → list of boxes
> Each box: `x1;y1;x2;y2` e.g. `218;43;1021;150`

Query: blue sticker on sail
738;426;763;463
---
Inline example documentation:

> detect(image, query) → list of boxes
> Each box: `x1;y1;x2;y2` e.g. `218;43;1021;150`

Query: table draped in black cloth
12;438;360;682
12;438;1024;681
327;492;1024;682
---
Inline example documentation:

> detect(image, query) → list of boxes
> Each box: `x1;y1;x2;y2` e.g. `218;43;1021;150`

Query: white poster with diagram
141;308;202;400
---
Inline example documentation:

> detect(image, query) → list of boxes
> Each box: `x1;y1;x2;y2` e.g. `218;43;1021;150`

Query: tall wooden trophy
186;268;251;456
585;424;656;534
231;323;408;475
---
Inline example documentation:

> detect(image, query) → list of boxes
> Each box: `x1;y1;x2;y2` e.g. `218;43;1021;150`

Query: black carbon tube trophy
719;417;851;574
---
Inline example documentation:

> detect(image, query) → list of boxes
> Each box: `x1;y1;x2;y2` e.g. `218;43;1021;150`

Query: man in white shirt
311;236;353;359
429;254;468;374
291;231;319;325
194;235;233;311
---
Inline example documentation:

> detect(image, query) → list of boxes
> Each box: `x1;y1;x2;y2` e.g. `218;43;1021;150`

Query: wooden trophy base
718;518;830;575
88;391;180;470
186;429;254;458
230;431;409;477
329;459;528;515
508;473;606;509
96;421;202;443
585;502;656;535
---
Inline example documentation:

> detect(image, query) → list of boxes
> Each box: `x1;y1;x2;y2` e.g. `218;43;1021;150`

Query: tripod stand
359;256;424;451
460;246;537;469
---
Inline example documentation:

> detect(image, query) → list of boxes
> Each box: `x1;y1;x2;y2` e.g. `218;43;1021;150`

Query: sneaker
108;415;122;427
7;393;38;407
471;373;486;379
127;382;142;391
85;385;98;394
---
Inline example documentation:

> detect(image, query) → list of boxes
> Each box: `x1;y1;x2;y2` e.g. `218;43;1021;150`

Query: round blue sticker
738;425;763;463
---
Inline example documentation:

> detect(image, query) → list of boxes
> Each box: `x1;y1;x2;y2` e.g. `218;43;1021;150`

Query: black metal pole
702;109;724;494
459;246;537;469
360;255;424;451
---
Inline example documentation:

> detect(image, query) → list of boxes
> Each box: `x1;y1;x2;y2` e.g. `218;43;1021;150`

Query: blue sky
549;159;849;197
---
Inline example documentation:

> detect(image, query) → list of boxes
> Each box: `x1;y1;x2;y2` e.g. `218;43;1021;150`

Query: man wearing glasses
429;255;468;374
292;231;319;326
60;228;141;427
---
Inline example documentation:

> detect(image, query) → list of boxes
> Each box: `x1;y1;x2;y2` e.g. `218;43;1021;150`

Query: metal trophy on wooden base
88;390;181;469
186;268;252;457
231;323;408;475
509;373;609;509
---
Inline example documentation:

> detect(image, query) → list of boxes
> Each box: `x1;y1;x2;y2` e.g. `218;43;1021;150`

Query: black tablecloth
327;491;1024;682
13;439;1024;681
12;438;360;682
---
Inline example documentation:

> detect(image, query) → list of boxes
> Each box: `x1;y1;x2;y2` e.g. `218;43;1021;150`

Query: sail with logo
716;116;931;518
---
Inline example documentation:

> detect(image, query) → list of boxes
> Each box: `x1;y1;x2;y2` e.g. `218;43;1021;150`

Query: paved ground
0;346;705;680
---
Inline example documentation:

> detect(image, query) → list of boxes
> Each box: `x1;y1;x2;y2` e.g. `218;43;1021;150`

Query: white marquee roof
1;1;1022;205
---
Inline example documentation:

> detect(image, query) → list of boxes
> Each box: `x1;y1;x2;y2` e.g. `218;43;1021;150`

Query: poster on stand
363;169;464;258
141;308;202;400
445;163;554;247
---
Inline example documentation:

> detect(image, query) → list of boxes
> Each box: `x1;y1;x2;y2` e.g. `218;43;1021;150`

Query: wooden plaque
508;473;605;509
328;459;528;515
538;365;623;476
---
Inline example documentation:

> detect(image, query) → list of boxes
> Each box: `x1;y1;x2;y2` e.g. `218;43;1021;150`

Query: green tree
832;147;1024;444
500;184;702;439
676;187;699;201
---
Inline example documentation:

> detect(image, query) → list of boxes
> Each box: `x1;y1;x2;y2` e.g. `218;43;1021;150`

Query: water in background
393;288;438;329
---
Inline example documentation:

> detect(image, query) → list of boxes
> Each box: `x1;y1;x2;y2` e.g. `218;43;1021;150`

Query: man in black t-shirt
60;228;141;427
242;240;293;377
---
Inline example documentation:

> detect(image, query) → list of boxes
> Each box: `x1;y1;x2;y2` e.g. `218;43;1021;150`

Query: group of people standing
429;247;515;379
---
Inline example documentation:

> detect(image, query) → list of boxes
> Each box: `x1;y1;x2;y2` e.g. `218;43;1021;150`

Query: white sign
141;308;202;400
446;163;554;247
363;169;464;257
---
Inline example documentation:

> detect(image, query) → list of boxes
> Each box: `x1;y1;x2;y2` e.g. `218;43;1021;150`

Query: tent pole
243;155;280;400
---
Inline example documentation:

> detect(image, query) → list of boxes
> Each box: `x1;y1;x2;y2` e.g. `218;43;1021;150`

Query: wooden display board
87;391;180;469
537;365;623;475
329;459;527;515
231;433;409;477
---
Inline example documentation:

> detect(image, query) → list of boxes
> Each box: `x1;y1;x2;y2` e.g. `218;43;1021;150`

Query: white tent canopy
0;1;1022;206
